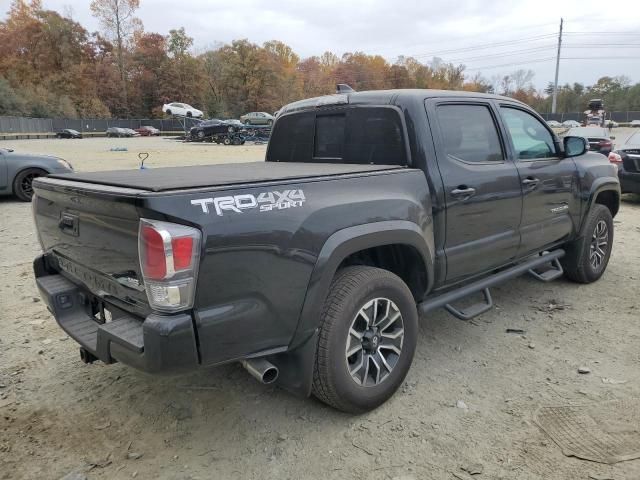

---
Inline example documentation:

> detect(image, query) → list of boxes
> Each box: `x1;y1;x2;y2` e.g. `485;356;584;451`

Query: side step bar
418;249;565;321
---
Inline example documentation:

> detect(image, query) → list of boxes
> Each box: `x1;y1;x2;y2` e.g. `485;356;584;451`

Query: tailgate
32;179;149;315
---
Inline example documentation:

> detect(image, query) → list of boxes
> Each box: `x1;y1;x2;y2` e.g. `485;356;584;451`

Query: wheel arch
11;165;50;194
270;220;433;398
293;220;433;349
586;180;620;224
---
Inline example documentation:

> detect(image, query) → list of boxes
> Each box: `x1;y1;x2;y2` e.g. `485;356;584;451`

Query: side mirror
564;136;588;157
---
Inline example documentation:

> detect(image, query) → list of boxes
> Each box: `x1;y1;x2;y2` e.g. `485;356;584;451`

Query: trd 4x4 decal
191;189;306;216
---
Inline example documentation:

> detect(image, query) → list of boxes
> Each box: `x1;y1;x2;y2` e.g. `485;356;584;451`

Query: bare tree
90;0;142;110
511;69;535;91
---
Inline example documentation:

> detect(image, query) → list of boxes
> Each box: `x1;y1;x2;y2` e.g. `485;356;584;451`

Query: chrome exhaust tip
241;358;279;384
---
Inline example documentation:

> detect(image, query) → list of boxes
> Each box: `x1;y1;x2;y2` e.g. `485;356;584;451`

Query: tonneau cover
48;161;403;192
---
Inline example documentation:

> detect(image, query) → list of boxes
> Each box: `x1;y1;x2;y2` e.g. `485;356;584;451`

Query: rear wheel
197;130;205;139
166;109;172;115
312;266;418;413
223;137;231;145
13;168;46;202
561;204;613;283
187;111;192;117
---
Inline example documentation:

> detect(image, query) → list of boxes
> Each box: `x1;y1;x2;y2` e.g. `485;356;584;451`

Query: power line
464;57;556;71
564;31;640;35
370;21;558;55
448;45;556;63
406;34;558;59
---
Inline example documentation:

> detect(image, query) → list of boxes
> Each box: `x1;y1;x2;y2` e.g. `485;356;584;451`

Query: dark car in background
106;127;129;138
189;119;240;140
135;126;160;136
0;148;73;201
106;127;137;138
567;127;614;155
56;129;82;139
609;131;640;194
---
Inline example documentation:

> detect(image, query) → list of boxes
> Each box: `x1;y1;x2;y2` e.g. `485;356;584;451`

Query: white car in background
162;102;204;118
546;120;562;127
631;120;640;127
562;120;581;128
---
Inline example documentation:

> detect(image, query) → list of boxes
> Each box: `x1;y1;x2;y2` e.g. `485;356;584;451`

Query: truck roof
280;89;522;115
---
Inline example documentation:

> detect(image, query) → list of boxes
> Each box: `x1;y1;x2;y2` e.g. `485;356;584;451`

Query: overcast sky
2;0;638;90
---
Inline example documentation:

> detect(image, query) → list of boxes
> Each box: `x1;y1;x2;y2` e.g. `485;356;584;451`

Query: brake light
138;219;201;312
608;152;622;164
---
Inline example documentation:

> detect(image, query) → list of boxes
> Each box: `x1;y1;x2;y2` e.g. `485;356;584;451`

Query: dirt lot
1;134;639;480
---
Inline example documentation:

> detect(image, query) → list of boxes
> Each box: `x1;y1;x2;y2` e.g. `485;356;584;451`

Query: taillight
608;152;622;164
138;219;201;312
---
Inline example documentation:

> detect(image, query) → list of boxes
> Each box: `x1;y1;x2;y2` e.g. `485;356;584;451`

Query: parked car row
547;119;640;128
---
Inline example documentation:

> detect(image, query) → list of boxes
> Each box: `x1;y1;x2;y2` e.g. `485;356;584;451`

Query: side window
436;104;504;163
500;107;556;159
314;114;345;158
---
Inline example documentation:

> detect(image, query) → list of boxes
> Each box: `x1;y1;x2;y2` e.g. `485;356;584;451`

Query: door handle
450;186;476;198
522;177;540;188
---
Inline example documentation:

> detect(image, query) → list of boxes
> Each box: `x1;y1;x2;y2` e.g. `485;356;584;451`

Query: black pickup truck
32;89;620;413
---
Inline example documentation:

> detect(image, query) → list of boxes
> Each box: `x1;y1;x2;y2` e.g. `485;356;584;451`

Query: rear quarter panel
142;169;432;366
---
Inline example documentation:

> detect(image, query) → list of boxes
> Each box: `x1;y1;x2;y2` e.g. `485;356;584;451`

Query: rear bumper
619;170;640;194
34;255;199;374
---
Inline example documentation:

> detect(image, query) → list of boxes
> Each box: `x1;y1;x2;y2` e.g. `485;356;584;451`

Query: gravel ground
1;134;639;480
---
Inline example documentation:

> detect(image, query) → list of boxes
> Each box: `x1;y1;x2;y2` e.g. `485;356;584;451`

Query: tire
197;130;205;139
244;119;251;125
223;137;231;145
187;111;192;117
13;168;46;202
561;204;613;283
166;109;171;115
312;266;418;413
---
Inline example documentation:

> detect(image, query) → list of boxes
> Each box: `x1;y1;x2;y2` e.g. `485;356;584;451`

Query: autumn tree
90;0;142;113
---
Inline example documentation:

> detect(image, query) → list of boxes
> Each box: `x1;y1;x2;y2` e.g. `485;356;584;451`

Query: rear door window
436;104;504;163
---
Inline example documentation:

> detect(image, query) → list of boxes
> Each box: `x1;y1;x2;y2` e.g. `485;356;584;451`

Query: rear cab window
266;107;408;166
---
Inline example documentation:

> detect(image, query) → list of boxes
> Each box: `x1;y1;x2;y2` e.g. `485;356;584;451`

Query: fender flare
583;178;620;229
270;220;433;397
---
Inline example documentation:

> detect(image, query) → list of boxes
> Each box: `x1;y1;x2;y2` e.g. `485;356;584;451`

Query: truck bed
47;161;403;192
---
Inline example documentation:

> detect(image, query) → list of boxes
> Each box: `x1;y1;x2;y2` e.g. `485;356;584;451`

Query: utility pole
551;17;563;114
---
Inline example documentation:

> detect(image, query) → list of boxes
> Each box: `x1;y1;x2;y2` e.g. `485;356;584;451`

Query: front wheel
561;204;613;283
13;168;46;202
312;266;418;413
